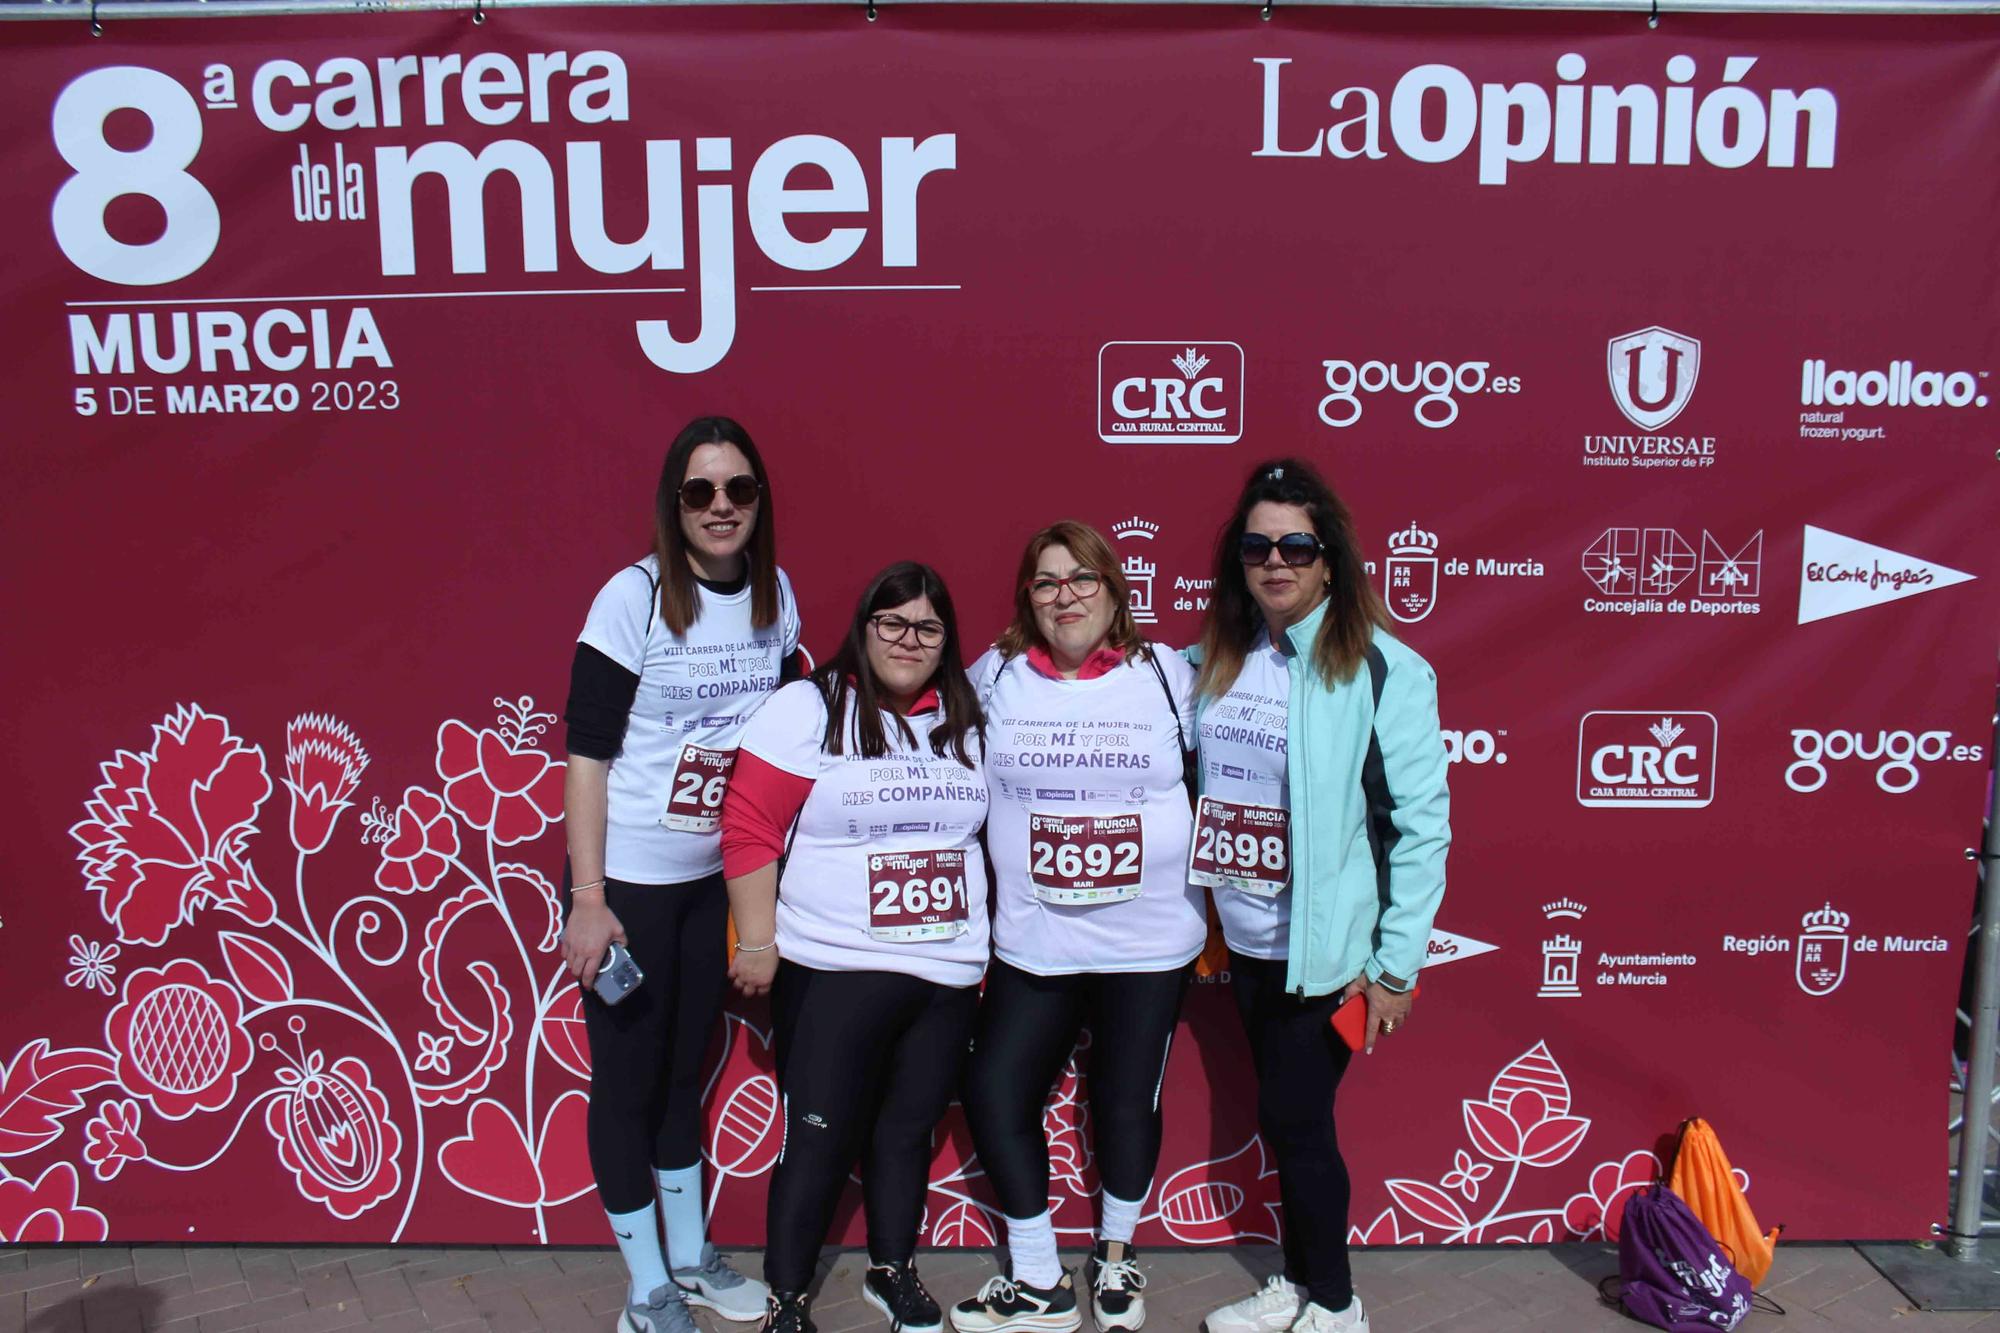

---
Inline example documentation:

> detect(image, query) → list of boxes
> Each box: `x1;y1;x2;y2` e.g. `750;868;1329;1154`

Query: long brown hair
650;416;779;636
994;520;1148;663
1196;458;1386;698
816;562;985;768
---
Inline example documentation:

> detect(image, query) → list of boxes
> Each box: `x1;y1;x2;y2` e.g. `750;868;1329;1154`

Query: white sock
1005;1209;1061;1288
606;1203;669;1305
1098;1188;1145;1245
655;1163;707;1271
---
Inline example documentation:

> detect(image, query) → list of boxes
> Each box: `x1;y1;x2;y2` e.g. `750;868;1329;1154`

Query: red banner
2;5;1996;1248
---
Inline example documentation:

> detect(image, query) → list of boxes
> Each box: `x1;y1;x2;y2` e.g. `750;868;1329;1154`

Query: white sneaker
1287;1297;1367;1333
1203;1276;1301;1333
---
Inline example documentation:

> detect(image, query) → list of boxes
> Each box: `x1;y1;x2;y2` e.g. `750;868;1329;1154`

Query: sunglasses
679;474;761;511
1239;532;1325;567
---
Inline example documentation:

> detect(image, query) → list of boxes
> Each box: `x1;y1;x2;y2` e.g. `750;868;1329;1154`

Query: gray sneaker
620;1284;700;1333
674;1242;771;1322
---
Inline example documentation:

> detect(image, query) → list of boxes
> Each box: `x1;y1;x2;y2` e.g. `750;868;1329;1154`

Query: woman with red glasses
951;521;1201;1333
719;561;989;1333
1194;459;1450;1333
560;416;802;1333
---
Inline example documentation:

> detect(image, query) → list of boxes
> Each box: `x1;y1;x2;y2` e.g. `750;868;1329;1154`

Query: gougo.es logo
1317;359;1521;429
1784;728;1983;794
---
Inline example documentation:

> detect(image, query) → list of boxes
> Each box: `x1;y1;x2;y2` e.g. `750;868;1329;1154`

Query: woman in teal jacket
1191;459;1449;1333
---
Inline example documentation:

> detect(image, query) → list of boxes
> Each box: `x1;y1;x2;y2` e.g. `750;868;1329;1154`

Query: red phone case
1331;984;1420;1051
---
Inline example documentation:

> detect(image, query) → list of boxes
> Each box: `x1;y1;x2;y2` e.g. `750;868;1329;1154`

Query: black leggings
1230;952;1354;1311
577;874;729;1214
962;959;1189;1219
765;961;978;1293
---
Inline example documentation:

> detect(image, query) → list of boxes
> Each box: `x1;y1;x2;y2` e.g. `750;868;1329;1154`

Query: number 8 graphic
53;67;220;285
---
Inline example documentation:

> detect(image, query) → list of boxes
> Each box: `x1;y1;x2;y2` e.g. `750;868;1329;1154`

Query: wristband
734;939;775;953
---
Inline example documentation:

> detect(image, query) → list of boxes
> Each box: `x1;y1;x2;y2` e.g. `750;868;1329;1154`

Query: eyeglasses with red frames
1024;571;1105;605
679;474;762;511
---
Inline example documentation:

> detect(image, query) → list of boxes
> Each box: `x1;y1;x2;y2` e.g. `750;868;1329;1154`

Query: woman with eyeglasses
560;416;802;1333
951;521;1200;1333
718;562;989;1333
1193;460;1449;1333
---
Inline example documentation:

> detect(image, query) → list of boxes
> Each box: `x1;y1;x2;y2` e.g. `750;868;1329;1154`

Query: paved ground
7;1241;2000;1333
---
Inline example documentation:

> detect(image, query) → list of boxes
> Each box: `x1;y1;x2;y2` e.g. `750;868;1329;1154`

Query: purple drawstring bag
1613;1183;1753;1331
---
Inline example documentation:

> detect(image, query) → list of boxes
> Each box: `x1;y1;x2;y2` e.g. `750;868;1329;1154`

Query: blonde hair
995;520;1148;662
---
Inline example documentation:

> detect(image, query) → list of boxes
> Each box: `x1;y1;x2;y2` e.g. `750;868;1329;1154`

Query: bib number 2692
868;850;971;942
1028;813;1143;905
662;745;736;833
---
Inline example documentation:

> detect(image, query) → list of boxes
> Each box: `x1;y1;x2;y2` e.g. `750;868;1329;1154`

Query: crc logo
1577;711;1717;808
1442;729;1507;765
1317;358;1520;430
1098;342;1244;444
1607;326;1700;431
1785;729;1983;794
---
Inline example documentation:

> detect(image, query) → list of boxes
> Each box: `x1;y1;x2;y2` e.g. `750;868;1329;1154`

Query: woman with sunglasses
718;562;989;1333
952;521;1201;1333
1193;460;1449;1333
561;416;802;1333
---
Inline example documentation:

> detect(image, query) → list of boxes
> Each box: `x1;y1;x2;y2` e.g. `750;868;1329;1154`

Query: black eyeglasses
871;615;947;648
679;474;761;511
1239;532;1325;567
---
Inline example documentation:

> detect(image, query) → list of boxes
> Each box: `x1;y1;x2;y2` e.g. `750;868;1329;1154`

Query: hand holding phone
1332;982;1419;1053
593;942;645;1005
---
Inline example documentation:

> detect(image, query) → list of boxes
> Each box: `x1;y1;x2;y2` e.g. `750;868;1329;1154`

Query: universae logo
1098;342;1245;444
1576;710;1717;808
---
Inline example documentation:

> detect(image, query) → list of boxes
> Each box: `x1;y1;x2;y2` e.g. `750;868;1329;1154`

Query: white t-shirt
739;680;991;988
1194;632;1293;961
578;556;801;884
972;646;1203;976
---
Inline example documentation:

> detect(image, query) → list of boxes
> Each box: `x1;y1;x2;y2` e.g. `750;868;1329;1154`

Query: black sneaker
863;1259;943;1333
761;1291;817;1333
949;1272;1082;1333
1085;1243;1146;1332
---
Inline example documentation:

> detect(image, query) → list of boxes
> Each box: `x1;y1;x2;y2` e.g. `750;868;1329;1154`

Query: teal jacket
1192;604;1451;997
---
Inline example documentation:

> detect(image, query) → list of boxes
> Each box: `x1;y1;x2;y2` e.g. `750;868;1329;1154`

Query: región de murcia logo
1722;901;1949;996
1111;517;1211;623
1379;524;1544;625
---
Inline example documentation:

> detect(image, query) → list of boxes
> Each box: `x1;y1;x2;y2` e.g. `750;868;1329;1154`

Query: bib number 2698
1188;796;1290;897
868;850;971;942
662;745;736;833
1028;813;1143;905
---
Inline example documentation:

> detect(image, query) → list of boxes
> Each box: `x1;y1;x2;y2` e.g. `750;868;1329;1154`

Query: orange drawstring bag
1193;891;1230;979
1667;1117;1783;1287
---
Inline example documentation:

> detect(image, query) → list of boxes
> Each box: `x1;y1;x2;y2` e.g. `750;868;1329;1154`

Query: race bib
662;745;737;832
1188;796;1290;897
1028;812;1144;905
867;850;972;942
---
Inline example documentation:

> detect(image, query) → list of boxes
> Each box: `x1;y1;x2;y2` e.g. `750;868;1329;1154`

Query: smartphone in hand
1331;984;1420;1051
593;942;645;1005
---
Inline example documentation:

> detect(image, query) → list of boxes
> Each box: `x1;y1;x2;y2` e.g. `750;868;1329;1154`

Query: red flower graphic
436;708;564;847
1564;1150;1661;1241
262;1025;404;1221
0;1163;108;1242
1349;1206;1424;1246
374;788;460;894
106;960;254;1120
69;705;274;945
284;713;369;855
82;1098;147;1181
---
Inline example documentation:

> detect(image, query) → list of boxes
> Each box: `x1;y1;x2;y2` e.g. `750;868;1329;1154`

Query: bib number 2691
662;745;736;833
868;850;971;942
1028;813;1143;905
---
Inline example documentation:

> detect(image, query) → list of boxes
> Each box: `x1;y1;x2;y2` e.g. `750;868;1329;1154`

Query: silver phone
593;942;645;1005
